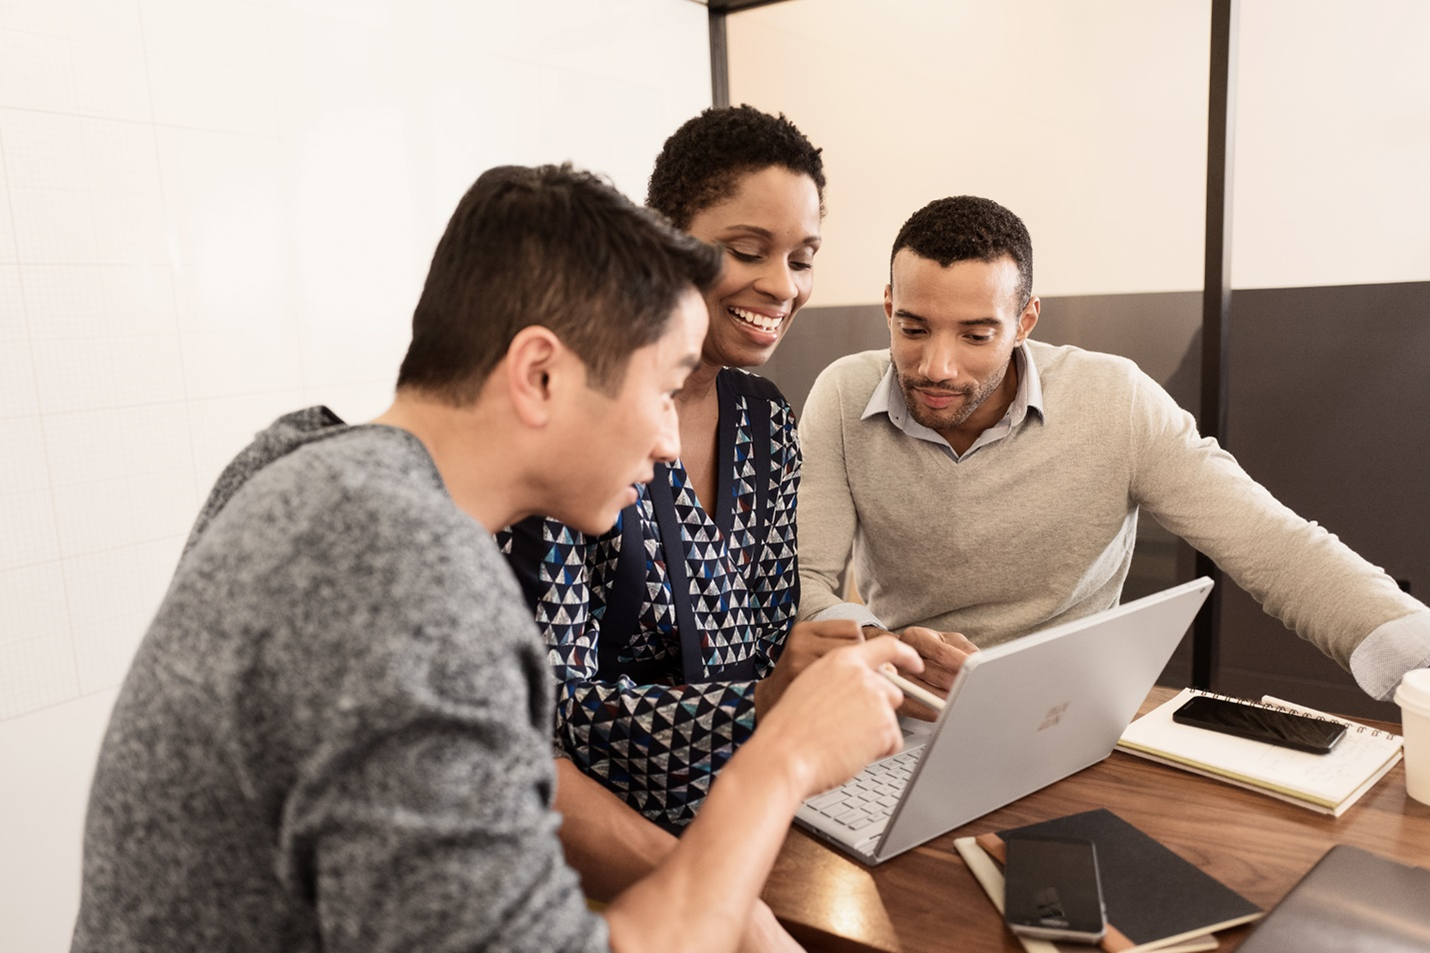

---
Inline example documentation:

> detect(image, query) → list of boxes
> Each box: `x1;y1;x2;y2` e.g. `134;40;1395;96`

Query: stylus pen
881;665;946;712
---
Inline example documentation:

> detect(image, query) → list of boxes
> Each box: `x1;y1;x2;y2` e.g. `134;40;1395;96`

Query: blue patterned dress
500;369;800;829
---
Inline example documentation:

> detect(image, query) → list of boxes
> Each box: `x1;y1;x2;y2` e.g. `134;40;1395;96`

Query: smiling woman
498;105;846;831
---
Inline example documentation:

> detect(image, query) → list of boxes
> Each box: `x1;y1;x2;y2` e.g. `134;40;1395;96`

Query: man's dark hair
890;196;1034;308
398;164;723;403
646;105;826;230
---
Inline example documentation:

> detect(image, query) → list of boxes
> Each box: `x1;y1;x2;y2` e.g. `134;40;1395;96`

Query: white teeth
730;306;784;332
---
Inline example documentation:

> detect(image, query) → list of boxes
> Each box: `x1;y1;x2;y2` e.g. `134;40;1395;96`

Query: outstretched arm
1127;368;1428;696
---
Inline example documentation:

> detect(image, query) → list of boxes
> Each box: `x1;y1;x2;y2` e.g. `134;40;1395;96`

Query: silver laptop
794;577;1214;865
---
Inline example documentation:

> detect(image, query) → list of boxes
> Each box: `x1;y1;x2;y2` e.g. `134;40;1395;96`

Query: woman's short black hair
646;104;825;230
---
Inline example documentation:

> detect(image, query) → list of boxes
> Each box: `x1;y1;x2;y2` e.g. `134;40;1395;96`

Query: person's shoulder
1029;341;1181;428
216;424;478;566
285;425;445;505
1028;340;1146;389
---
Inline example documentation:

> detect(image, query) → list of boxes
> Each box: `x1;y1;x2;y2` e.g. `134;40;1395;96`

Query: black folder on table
980;809;1262;950
1239;844;1430;952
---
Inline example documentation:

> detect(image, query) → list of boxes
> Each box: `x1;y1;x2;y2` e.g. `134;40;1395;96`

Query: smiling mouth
729;306;784;333
911;385;972;411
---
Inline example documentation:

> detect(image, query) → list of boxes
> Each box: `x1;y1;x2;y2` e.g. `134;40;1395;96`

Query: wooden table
762;686;1430;952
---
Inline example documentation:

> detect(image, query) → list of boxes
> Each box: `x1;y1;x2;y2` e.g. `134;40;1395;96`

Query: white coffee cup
1394;668;1430;806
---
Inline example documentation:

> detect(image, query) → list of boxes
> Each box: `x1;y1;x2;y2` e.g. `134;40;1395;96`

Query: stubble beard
895;361;1008;434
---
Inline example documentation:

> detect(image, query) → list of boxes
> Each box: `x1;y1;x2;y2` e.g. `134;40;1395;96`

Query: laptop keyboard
803;747;924;833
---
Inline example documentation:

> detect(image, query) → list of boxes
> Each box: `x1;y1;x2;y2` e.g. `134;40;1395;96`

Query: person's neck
371;392;526;532
677;354;720;403
675;356;722;412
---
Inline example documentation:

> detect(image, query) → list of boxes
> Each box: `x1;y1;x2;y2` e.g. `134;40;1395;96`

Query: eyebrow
719;224;821;247
893;309;1002;327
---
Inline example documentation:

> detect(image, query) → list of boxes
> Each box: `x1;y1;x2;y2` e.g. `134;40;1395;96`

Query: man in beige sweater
796;195;1430;704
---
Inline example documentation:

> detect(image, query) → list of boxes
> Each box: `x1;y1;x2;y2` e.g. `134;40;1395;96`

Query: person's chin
716;336;780;370
581;487;639;534
908;404;955;433
713;320;785;366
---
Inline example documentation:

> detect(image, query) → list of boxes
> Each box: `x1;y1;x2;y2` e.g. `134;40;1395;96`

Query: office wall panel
1234;0;1430;289
1217;280;1430;720
728;0;1430;303
727;0;1211;305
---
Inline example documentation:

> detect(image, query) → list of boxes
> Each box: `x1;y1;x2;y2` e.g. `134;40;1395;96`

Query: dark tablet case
991;809;1262;948
1238;844;1430;953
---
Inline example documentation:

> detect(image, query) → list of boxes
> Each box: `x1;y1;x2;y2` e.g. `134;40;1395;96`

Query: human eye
898;323;927;337
727;246;762;264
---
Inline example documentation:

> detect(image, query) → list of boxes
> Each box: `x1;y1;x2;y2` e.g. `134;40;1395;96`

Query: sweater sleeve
1127;368;1424;669
294;631;607;953
275;493;605;952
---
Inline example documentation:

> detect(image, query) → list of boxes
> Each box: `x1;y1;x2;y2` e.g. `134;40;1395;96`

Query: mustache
901;377;972;397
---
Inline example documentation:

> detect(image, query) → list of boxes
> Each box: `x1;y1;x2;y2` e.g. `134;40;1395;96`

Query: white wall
728;0;1211;305
727;0;1430;304
0;1;710;949
1233;0;1430;289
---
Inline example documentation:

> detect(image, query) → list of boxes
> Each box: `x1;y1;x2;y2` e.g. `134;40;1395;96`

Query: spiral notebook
1116;688;1402;815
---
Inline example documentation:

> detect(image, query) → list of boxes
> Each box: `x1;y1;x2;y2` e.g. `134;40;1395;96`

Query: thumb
856;636;923;675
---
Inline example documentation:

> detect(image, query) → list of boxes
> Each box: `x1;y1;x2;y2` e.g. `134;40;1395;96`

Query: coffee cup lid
1394;668;1430;712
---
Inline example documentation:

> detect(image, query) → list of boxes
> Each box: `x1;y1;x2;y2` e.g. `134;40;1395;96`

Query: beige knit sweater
796;342;1421;670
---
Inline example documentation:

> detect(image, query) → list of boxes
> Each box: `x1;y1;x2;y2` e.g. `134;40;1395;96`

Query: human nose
753;258;799;303
917;340;959;384
651;402;680;464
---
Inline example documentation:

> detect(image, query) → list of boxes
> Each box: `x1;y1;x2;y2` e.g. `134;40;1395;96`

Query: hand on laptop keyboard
747;637;922;798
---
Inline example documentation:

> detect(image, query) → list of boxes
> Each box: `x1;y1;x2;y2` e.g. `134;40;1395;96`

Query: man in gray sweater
797;195;1430;705
72;164;920;952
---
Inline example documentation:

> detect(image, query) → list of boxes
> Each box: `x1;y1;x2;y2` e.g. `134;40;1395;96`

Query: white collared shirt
861;345;1044;462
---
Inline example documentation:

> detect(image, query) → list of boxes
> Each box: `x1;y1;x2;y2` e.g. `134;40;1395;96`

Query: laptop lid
869;577;1213;863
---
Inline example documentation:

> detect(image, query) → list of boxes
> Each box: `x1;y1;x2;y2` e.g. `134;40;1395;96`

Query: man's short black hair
397;164;723;403
891;196;1034;308
646;104;826;230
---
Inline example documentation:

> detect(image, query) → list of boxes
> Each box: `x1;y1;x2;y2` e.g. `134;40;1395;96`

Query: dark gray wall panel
759;303;887;421
1219;280;1430;719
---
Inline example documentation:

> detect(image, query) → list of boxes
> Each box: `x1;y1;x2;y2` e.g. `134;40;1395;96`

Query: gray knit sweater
72;407;606;953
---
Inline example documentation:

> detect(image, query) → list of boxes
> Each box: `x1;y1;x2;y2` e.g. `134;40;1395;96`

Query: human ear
506;326;563;428
884;284;895;327
1015;295;1041;344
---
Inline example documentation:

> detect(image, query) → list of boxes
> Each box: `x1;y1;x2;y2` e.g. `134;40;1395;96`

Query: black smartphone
1172;695;1346;754
1003;835;1107;944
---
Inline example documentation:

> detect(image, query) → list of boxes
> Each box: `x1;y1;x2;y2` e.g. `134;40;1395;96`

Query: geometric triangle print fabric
499;369;801;827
